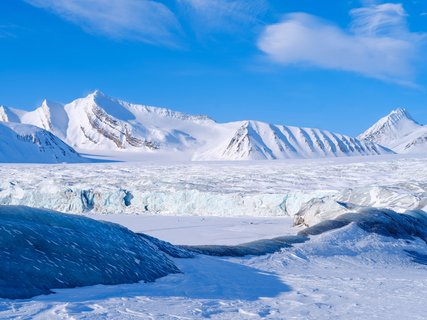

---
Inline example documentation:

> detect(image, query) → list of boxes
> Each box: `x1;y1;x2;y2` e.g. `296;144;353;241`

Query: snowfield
1;155;427;319
1;210;427;319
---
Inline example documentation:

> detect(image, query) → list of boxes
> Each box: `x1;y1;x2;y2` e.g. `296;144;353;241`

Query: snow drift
182;208;427;259
298;208;427;242
0;206;179;299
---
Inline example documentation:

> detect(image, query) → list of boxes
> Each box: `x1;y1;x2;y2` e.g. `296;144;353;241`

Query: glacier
1;155;427;317
0;206;179;299
0;157;425;219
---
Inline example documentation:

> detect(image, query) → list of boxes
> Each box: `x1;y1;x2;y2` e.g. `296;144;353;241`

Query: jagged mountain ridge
1;91;393;161
197;121;390;160
359;108;427;154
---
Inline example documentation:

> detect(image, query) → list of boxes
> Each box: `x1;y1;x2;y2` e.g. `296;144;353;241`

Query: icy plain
1;155;427;319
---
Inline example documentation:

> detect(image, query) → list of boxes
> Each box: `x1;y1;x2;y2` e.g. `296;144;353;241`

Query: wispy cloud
257;3;423;85
24;0;182;46
178;0;267;32
24;0;267;45
0;25;17;38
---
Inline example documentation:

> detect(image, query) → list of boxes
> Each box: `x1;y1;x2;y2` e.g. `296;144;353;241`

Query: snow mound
0;206;180;299
176;208;427;260
0;122;85;163
298;208;427;242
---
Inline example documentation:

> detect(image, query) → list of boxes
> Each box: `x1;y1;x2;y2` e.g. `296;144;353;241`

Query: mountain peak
386;108;417;124
87;89;107;100
41;99;52;109
40;99;64;112
358;108;422;150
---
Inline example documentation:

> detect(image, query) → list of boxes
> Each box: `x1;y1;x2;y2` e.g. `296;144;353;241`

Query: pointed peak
390;107;409;117
385;107;417;125
40;99;63;110
392;107;407;114
87;89;107;99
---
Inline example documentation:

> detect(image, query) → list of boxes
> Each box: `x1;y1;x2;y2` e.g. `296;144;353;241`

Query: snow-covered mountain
0;121;84;163
1;91;392;161
195;120;391;160
359;108;427;154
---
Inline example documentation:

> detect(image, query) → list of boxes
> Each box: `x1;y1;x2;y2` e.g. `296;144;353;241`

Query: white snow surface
1;90;392;161
0;155;426;219
359;108;427;154
1;215;426;319
0;121;84;163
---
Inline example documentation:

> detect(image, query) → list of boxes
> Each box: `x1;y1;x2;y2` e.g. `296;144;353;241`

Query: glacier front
0;156;426;219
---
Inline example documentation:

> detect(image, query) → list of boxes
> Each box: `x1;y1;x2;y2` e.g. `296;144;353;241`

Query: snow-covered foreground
1;156;427;319
1;155;427;219
1;213;427;319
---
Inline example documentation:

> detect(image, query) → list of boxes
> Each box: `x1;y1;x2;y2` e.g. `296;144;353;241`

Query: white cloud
350;3;408;36
257;3;422;84
24;0;182;46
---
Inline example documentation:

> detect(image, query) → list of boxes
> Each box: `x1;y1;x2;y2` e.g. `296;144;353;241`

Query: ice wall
0;158;426;217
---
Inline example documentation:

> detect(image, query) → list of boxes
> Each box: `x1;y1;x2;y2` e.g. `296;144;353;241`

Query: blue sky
0;0;426;136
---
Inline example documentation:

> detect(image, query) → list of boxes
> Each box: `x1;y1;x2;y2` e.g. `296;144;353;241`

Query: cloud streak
24;0;182;46
24;0;267;45
178;0;267;32
0;25;17;38
257;3;423;85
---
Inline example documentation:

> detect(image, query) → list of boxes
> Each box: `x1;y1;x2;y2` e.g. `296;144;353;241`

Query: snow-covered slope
359;108;427;154
0;205;179;299
0;122;84;163
3;91;392;160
